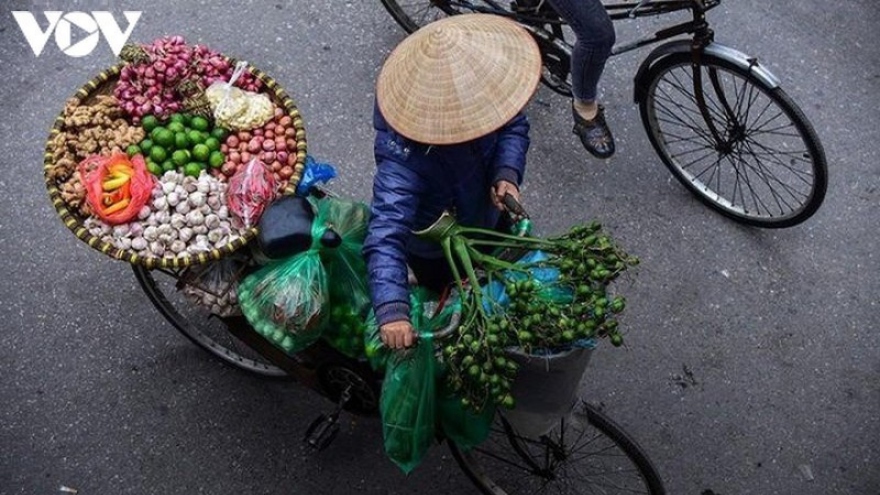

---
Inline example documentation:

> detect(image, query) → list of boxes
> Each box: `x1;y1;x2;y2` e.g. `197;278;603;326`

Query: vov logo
12;11;142;57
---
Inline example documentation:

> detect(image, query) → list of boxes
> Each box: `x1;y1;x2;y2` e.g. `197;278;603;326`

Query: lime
149;145;168;164
204;137;220;152
146;161;163;176
171;149;191;167
139;138;153;153
210;127;229;141
169;113;185;124
192;143;211;162
153;128;175;148
181;113;194;126
191;116;210;132
208;150;225;169
141;115;160;133
184;162;202;178
188;130;205;145
167;121;185;134
125;144;140;157
174;132;190;150
161;160;175;173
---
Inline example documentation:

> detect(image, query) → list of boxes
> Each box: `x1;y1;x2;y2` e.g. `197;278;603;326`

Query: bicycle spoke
738;140;808;212
742;136;815;190
741;142;815;183
472;445;539;472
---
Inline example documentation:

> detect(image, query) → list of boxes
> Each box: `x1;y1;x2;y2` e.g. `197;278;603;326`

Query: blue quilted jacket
363;104;530;326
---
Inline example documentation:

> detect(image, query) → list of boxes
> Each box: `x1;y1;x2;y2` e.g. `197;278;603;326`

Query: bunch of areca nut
418;213;638;413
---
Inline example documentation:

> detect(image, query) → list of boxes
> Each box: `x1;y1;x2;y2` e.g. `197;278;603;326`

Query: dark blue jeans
544;0;615;102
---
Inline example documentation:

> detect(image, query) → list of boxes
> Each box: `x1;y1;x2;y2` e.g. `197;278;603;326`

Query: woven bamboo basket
43;61;307;269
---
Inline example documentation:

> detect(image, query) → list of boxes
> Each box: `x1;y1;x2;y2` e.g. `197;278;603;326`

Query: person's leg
545;0;616;158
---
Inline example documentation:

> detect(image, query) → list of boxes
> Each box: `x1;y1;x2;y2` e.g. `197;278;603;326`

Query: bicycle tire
639;52;827;228
132;263;290;379
379;0;462;33
449;400;665;494
380;0;523;33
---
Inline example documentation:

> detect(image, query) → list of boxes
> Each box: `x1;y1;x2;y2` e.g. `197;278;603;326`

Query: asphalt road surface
1;1;877;494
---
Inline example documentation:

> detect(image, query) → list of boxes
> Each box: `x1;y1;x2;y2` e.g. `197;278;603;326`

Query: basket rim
44;60;308;270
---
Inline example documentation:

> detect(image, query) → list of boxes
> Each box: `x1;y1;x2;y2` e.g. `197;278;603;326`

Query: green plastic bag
374;288;463;473
237;203;329;354
380;332;436;474
318;197;371;312
436;379;495;452
316;197;372;357
365;288;461;372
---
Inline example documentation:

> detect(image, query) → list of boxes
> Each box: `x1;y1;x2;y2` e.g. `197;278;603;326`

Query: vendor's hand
380;320;415;349
491;180;520;213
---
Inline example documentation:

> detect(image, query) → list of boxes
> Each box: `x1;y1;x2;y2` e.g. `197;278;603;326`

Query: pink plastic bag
226;158;278;228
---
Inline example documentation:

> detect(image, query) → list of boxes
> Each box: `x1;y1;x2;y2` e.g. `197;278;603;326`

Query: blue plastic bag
295;155;337;197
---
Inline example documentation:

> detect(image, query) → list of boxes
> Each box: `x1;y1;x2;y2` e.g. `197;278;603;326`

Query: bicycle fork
689;29;744;153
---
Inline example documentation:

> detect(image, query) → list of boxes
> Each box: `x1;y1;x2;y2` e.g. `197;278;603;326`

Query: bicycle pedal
304;413;340;451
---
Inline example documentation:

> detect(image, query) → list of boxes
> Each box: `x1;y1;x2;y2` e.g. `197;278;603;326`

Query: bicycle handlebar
415;193;530;344
628;0;653;18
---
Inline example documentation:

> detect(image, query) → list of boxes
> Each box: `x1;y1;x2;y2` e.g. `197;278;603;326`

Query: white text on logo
12;11;142;57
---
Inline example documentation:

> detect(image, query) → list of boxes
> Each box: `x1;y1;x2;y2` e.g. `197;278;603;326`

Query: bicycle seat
257;195;341;259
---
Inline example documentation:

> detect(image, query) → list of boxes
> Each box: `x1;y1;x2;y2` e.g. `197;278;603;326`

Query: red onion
114;36;264;121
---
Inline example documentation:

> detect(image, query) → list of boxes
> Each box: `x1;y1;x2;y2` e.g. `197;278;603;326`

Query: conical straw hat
376;14;542;145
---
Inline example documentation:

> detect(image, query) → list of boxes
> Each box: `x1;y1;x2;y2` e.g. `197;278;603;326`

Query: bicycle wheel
132;260;289;378
639;52;827;228
380;0;515;33
449;400;665;494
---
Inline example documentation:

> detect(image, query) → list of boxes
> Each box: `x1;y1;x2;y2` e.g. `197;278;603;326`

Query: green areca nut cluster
423;216;638;414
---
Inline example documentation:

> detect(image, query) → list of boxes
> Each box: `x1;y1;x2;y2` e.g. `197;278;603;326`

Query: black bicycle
379;0;828;228
133;193;666;495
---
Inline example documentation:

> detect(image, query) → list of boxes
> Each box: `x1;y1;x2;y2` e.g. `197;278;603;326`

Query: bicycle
132;193;667;494
379;0;828;228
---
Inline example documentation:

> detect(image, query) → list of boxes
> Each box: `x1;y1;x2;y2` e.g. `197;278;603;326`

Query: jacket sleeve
491;112;530;186
363;139;426;327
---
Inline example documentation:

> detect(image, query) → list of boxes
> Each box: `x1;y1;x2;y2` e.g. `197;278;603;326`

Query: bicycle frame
440;0;719;56
606;0;719;55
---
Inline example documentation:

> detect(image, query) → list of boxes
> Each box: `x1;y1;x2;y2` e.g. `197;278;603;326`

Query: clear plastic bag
226;158;278;228
182;257;245;317
205;61;274;131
